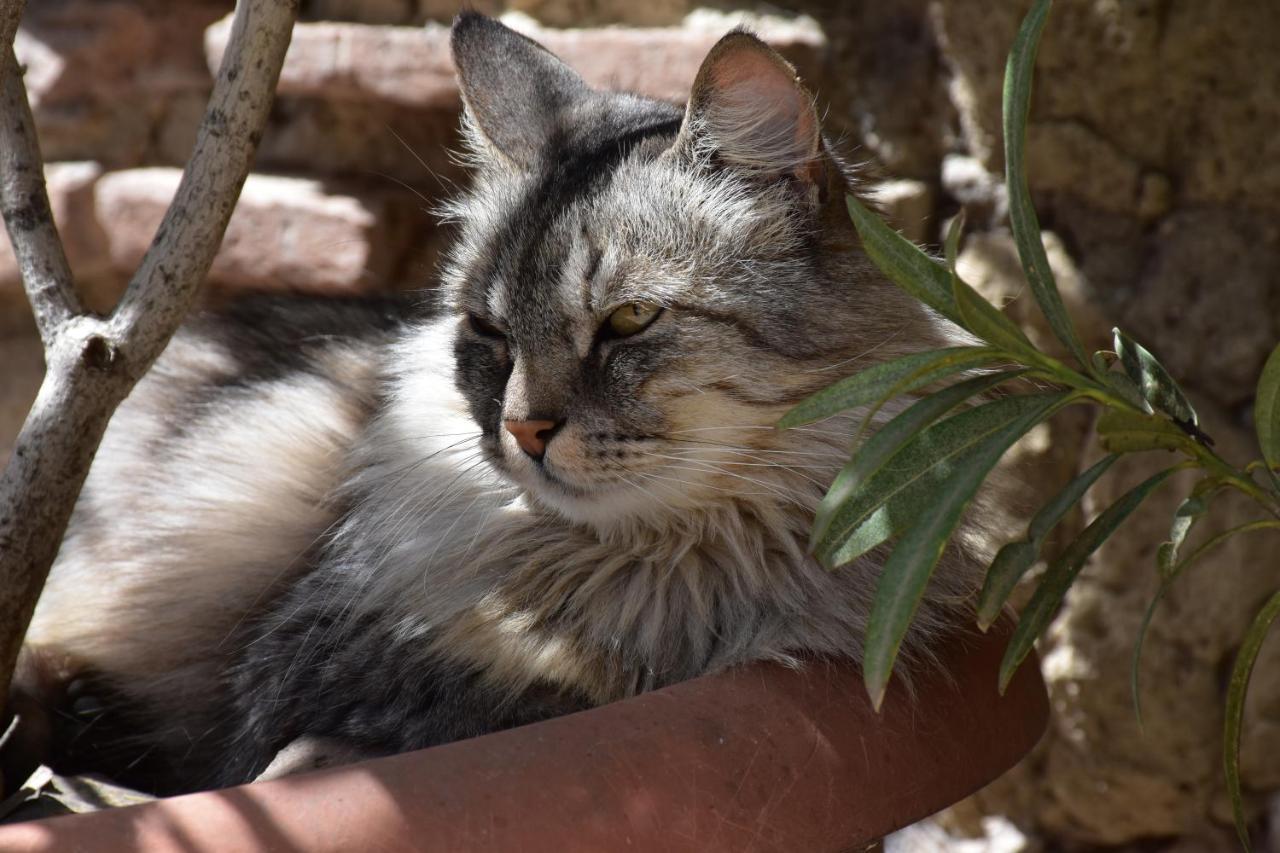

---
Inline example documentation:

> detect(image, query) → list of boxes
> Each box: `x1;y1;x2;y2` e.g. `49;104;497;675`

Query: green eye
606;302;663;337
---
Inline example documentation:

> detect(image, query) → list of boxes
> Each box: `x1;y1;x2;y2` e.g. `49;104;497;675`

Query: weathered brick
94;169;416;295
205;15;826;109
0;161;110;300
17;0;228;167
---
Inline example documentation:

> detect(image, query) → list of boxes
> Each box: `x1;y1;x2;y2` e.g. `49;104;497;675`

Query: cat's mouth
490;440;678;527
528;461;591;496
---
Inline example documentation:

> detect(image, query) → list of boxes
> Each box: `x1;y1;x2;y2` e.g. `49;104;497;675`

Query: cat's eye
605;302;663;338
467;313;506;339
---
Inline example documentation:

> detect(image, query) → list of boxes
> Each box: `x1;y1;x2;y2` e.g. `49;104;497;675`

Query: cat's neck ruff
331;317;856;702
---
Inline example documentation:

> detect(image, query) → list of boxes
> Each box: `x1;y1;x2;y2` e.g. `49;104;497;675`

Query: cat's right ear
674;30;824;190
450;13;591;169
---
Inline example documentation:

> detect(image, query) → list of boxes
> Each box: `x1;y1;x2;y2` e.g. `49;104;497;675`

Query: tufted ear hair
677;30;823;187
450;12;592;169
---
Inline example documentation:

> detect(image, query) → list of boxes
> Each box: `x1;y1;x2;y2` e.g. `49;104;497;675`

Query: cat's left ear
451;12;592;169
676;30;824;188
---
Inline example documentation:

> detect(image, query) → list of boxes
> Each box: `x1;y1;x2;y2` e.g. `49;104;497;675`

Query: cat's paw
253;736;370;782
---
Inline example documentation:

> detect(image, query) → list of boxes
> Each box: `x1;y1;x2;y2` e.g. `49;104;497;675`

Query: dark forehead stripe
475;104;682;318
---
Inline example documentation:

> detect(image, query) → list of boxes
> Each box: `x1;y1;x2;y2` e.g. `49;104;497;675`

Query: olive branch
779;1;1280;847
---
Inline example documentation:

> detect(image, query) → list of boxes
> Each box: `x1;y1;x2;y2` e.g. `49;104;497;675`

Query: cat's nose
503;419;561;460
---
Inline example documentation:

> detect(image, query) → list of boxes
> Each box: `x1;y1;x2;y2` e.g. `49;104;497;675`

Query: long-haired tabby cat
14;13;979;793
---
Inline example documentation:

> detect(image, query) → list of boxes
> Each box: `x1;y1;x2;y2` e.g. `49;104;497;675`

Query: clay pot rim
0;622;1047;852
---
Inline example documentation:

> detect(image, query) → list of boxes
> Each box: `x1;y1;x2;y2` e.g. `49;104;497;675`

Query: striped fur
18;15;982;792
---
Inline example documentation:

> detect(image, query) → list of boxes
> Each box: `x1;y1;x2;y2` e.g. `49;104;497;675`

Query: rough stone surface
957;229;1111;359
1117;209;1280;410
94;169;422;295
788;0;953;180
942;154;1008;229
935;0;1280;210
871;179;935;245
888;815;1041;853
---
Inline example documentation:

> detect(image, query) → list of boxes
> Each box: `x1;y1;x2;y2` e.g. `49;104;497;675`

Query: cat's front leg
253;735;374;782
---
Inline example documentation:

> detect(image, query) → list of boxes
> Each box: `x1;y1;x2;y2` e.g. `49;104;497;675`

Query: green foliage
997;464;1182;693
976;454;1117;630
1226;591;1280;852
816;371;1028;550
1114;328;1200;431
814;394;1067;568
862;390;1070;708
1256;343;1280;486
778;0;1280;845
776;347;999;429
1002;0;1089;371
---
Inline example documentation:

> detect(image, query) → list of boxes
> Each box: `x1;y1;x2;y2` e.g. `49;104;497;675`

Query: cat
14;12;980;794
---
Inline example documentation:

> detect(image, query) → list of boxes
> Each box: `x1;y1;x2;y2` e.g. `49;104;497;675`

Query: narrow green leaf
1114;328;1200;429
1003;0;1089;369
1131;580;1171;730
944;210;965;271
999;465;1180;692
1101;370;1154;415
1170;521;1280;586
976;454;1117;629
954;261;1039;357
1097;409;1193;455
863;391;1069;708
779;346;996;429
1157;490;1213;578
854;348;1010;442
846;193;961;324
1255;342;1280;475
1225;590;1280;852
817;392;1069;568
945;214;1038;356
813;370;1028;547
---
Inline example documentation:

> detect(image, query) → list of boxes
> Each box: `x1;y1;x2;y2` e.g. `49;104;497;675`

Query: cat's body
18;15;979;792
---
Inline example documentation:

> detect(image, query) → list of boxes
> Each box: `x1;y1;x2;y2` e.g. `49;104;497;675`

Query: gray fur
19;14;981;792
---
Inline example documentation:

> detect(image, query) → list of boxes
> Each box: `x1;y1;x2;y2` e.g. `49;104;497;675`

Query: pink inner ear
703;46;819;174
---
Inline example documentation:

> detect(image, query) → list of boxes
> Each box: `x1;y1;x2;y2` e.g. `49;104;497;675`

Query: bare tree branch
114;0;300;352
0;0;299;722
0;0;22;53
0;44;80;342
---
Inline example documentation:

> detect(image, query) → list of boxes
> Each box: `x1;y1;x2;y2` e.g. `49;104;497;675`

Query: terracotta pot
0;621;1046;852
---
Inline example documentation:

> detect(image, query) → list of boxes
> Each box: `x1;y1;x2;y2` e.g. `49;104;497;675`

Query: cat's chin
516;466;682;531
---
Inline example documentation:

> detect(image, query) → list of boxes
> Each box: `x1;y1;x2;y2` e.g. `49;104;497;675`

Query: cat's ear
450;13;592;169
677;30;823;187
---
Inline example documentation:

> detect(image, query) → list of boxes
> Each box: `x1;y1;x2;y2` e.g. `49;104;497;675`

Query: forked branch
0;0;299;726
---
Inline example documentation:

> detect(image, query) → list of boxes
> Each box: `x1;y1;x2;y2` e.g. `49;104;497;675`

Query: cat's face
439;15;939;527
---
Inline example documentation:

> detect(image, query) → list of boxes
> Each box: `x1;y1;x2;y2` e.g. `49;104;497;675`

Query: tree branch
0;0;21;54
0;43;80;342
113;0;301;357
0;0;299;729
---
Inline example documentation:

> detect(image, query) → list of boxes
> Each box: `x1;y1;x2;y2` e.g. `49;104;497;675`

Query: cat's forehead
482;209;666;332
473;158;699;323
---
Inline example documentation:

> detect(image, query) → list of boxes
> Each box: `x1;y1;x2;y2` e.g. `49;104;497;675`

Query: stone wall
3;2;1279;849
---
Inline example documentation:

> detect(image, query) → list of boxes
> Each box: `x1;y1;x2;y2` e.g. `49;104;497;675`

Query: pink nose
503;419;559;459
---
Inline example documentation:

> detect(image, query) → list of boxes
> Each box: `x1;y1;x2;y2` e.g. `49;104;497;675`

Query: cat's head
437;13;945;529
